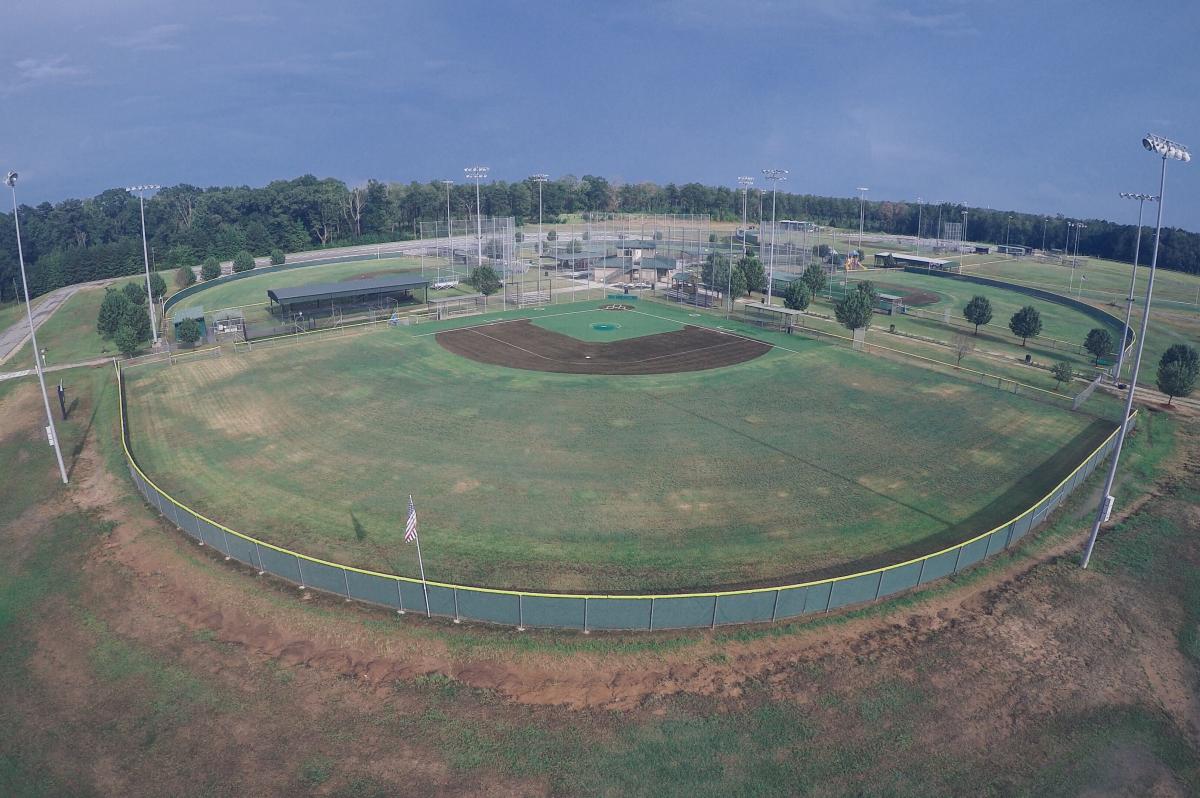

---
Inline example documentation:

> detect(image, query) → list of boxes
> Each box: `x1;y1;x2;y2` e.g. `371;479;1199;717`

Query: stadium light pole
915;197;923;254
464;166;488;267
856;187;869;253
1081;134;1190;569
1114;192;1157;385
7;172;68;485
1005;215;1012;250
530;174;548;257
1042;217;1049;253
738;176;753;255
127;185;161;346
440;180;454;283
762;169;788;305
961;209;968;252
1073;223;1086;294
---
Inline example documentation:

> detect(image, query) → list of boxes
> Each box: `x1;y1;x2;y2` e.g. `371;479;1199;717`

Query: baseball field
122;299;1117;593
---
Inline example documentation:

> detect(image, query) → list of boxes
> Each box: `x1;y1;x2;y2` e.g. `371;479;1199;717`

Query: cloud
1;56;89;94
109;23;186;52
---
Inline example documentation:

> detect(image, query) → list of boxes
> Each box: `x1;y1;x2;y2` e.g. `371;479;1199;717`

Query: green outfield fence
118;364;1133;631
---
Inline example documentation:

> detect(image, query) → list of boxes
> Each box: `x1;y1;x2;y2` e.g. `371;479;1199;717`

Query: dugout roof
267;275;429;307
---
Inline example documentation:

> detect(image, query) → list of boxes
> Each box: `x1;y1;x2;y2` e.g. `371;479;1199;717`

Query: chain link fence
118;366;1130;631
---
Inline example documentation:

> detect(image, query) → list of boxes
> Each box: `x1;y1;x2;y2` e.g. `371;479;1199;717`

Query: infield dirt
436;318;771;374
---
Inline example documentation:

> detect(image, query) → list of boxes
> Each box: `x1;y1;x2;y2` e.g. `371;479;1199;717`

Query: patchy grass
123;302;1112;592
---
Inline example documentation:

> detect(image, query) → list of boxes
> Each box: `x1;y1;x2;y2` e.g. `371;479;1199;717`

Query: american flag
405;495;418;543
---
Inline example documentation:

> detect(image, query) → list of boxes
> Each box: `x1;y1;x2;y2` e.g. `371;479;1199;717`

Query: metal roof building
266;275;430;311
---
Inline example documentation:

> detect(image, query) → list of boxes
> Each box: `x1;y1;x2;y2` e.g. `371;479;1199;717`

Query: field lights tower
762;169;787;305
530;174;549;256
464;166;489;268
857;187;869;252
126;184;161;345
1113;192;1158;385
738;176;753;255
7;172;68;484
1081;134;1190;569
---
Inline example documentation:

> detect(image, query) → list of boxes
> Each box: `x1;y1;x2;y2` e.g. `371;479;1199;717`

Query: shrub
176;317;203;347
175;266;196;288
232;250;255;273
270;248;285;265
201;257;221;280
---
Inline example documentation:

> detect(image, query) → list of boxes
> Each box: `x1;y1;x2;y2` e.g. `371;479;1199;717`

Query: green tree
176;317;203;346
201;256;221;280
782;280;811;311
568;239;583;254
120;300;152;344
175;266;196;288
701;253;729;290
148;271;167;301
854;280;878;305
834;286;875;331
114;322;142;357
962;295;993;335
737;255;765;296
727;264;748;300
801;262;827;297
1083;328;1115;364
96;288;132;338
270;248;285;265
469;265;502;296
1008;305;1042;346
1051;360;1074;390
122;281;146;306
232;250;255;273
546;230;557;242
1155;344;1198;406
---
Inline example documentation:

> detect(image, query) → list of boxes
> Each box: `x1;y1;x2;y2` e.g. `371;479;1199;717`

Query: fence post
295;555;306;589
342;568;351;601
219;525;233;561
711;595;719;629
649;597;655;631
453;589;461;624
396;579;406;614
583;596;589;634
771;589;781;622
253;541;265;575
517;594;525;631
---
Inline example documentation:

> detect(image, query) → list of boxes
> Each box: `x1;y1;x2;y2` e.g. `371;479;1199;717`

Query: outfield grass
961;253;1200;308
124;300;1114;592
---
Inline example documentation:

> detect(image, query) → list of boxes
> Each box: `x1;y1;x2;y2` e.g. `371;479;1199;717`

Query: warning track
435;319;771;374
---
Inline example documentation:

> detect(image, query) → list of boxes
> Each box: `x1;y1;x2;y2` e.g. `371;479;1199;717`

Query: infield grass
123;299;1117;592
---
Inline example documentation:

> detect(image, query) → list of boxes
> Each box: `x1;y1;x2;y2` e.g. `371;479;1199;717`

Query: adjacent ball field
124;299;1116;593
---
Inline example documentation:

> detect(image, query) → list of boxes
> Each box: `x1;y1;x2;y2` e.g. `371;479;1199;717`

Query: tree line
3;173;1200;304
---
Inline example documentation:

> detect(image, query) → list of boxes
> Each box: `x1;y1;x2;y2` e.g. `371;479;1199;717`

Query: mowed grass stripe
124;321;1107;592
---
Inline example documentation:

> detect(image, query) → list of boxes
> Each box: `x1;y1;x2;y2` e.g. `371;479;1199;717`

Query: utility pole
7;171;68;484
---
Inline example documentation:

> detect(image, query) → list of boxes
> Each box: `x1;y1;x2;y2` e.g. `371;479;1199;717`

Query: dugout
266;275;430;318
741;301;805;331
873;252;960;272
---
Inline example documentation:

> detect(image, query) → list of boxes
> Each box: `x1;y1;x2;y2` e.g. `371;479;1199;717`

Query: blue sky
2;0;1198;228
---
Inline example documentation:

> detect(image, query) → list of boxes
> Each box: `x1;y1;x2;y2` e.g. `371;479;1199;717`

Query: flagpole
410;495;431;617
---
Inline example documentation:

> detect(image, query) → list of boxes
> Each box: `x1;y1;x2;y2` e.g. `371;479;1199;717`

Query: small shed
172;306;207;342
